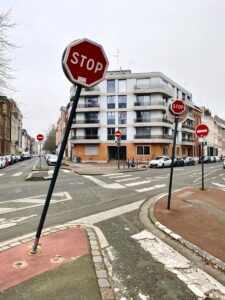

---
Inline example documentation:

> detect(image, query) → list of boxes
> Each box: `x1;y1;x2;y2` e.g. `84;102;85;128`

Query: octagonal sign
62;38;109;87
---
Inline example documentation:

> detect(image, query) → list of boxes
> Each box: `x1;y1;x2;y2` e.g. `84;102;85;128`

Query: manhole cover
50;255;65;264
13;260;28;269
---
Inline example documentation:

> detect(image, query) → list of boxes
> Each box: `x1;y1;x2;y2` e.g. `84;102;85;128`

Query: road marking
12;172;23;177
102;173;124;177
0;174;5;177
116;177;140;182
0;192;72;215
125;180;153;187
132;230;225;299
62;169;71;173
212;182;225;189
108;175;131;179
83;175;125;189
0;215;37;230
192;169;222;183
136;184;166;193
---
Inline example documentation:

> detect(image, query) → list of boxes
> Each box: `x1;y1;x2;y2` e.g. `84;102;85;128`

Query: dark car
198;156;211;164
172;157;184;167
183;156;195;166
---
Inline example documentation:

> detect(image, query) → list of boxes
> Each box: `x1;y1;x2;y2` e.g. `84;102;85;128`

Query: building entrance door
107;146;127;161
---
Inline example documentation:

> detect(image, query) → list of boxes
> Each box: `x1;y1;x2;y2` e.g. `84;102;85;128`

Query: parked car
47;154;58;166
198;156;211;164
172;157;184;167
22;152;31;160
12;155;18;164
0;157;6;168
223;160;225;169
5;155;13;165
215;156;221;162
210;156;216;163
183;156;195;166
15;155;22;162
149;156;172;168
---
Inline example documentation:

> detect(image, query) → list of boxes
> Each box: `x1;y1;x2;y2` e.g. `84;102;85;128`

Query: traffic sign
170;99;186;115
115;130;122;138
36;134;44;141
195;124;209;137
62;38;109;87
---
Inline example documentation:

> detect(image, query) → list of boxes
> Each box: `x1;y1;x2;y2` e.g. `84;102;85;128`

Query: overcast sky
1;0;225;138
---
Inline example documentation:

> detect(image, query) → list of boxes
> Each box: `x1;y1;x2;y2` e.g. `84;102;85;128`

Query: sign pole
201;140;204;190
39;142;42;169
167;115;179;210
117;138;120;170
32;85;82;253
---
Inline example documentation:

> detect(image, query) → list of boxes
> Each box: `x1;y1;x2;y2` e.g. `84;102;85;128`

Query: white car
223;160;225;169
149;156;172;168
47;154;58;166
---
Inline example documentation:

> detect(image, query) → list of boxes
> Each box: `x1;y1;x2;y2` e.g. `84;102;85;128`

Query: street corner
0;227;89;292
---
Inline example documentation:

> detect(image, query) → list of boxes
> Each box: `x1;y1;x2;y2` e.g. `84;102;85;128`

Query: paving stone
91;245;99;250
100;287;115;300
92;250;100;256
90;241;98;246
96;269;107;278
94;262;105;271
98;278;110;288
93;256;102;263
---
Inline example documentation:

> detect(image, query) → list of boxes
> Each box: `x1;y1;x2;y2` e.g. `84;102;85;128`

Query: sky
1;0;225;138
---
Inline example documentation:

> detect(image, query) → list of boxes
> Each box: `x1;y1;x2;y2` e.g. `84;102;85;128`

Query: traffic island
26;171;52;181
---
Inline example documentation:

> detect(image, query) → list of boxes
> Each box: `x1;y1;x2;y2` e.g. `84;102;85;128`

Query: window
136;78;150;86
107;96;115;109
176;147;180;155
118;127;127;140
136;95;151;105
163;145;168;155
85;97;98;107
85;112;98;123
107;80;115;93
118;112;127;124
118;80;126;92
85;146;98;155
107;112;115;124
107;128;115;140
136;127;151;138
136;111;151;122
85;128;98;139
137;145;150;155
118;96;127;108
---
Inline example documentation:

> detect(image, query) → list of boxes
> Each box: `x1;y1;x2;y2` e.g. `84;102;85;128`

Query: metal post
201;141;204;190
39;142;42;169
167;115;179;210
32;85;82;253
117;138;120;170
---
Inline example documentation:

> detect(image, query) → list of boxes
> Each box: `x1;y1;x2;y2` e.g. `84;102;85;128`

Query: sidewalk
0;226;115;300
150;187;225;271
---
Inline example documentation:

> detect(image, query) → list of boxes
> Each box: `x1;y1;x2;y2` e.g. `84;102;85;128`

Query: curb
148;192;225;273
0;222;116;300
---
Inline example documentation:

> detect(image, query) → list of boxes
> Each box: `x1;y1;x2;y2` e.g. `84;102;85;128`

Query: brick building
0;96;11;155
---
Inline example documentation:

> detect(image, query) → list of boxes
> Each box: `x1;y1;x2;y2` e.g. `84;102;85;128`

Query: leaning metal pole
32;85;82;253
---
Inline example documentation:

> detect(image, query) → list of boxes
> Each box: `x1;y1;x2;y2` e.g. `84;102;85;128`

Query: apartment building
69;70;199;162
56;106;68;157
0;96;11;155
9;99;23;155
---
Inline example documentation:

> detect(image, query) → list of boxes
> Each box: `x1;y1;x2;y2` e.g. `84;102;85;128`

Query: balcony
181;124;195;132
134;134;173;143
187;112;195;120
76;103;100;112
72;119;100;128
181;137;195;145
70;135;100;144
80;86;100;96
133;101;166;111
134;118;172;127
134;83;173;97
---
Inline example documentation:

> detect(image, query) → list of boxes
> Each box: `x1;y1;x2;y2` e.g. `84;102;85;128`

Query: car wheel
161;163;164;168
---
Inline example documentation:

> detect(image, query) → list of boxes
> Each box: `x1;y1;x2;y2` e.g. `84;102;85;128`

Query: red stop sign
36;134;44;141
170;99;186;115
195;124;209;137
115;130;122;138
62;38;109;87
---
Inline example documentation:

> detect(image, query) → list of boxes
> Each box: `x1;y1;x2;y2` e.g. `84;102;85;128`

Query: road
0;158;224;299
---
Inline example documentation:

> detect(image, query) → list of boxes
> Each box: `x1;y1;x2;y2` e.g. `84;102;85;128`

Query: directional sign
115;130;122;138
170;99;186;115
62;38;109;87
36;134;44;141
195;124;209;137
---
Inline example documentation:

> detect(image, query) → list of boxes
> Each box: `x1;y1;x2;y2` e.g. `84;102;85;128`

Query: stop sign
62;38;109;87
36;134;44;141
115;130;122;138
170;99;186;115
195;124;209;137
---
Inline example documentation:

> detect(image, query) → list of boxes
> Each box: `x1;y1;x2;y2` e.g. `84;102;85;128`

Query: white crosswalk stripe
12;172;23;176
102;173;124;177
125;180;153;187
108;174;131;179
136;184;166;193
0;174;5;177
116;177;140;182
212;182;225;189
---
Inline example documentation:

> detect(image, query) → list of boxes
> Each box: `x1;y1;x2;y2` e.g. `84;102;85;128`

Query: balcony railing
70;135;99;140
134;134;173;139
77;103;100;108
134;118;172;124
134;101;165;106
182;138;194;142
72;119;100;124
134;83;173;96
107;103;115;109
182;124;195;130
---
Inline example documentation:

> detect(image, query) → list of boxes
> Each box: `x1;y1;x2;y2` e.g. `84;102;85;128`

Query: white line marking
116;177;140;182
0;215;37;230
0;174;4;177
136;184;166;193
132;230;225;298
102;173;124;177
108;175;131;179
125;180;152;187
12;172;23;177
212;182;225;189
62;169;71;173
83;175;125;189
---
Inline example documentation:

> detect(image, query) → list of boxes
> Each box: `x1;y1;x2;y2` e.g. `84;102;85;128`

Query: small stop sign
170;99;186;115
62;38;109;87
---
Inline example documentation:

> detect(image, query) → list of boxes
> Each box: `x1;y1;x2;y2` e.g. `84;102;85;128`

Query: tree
42;125;56;153
0;10;16;93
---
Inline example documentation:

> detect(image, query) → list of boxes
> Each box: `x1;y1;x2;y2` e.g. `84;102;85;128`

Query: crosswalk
0;169;72;178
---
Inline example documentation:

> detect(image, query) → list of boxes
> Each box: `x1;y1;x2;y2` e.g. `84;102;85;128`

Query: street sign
115;130;122;138
62;38;109;87
195;124;209;137
36;134;44;141
170;99;186;115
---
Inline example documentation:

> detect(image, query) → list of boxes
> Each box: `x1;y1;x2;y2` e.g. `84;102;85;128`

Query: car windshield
155;156;164;160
